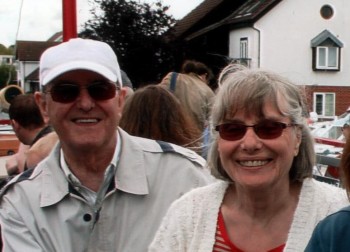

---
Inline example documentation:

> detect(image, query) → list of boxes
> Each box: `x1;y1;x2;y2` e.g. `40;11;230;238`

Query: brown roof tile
26;67;39;81
16;41;59;61
174;0;225;38
174;0;281;40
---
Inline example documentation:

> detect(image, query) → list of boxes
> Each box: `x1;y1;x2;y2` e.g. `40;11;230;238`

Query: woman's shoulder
302;178;348;205
169;180;228;210
307;178;345;193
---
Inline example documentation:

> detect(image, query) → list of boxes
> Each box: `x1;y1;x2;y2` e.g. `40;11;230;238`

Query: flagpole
62;0;77;41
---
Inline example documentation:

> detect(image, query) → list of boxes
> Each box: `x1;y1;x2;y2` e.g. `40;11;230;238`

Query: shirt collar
60;131;122;188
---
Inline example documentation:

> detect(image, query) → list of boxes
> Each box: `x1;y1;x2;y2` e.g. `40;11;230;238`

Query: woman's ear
294;127;302;156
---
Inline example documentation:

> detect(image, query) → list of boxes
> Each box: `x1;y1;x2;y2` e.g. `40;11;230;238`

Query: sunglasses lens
216;123;246;141
255;121;285;139
88;82;117;101
216;121;287;141
49;82;117;103
50;84;80;103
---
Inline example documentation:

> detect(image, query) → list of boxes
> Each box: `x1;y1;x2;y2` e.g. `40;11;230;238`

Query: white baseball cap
40;38;122;87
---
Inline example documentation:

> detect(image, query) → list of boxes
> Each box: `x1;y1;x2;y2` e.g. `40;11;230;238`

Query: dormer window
311;30;343;71
316;46;338;70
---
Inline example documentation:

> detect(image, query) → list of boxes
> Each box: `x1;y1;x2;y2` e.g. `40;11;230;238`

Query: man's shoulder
0;168;38;197
120;130;206;167
155;140;205;165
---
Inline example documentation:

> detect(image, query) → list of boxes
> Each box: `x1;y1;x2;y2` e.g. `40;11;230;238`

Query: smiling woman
149;64;349;252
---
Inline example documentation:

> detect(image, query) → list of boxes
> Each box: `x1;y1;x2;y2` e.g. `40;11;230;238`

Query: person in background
160;70;214;132
305;134;350;251
323;119;350;181
24;131;58;170
5;94;52;175
181;59;217;91
149;64;348;252
0;38;212;252
342;121;350;141
160;65;215;159
120;85;202;154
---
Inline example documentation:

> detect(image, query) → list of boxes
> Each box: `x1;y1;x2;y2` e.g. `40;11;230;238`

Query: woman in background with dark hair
119;85;203;154
181;60;215;88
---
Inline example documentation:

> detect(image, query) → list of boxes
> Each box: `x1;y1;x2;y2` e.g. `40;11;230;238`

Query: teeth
239;160;268;167
75;119;98;123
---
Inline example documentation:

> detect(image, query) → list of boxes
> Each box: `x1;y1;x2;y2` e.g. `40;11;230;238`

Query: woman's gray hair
208;64;315;182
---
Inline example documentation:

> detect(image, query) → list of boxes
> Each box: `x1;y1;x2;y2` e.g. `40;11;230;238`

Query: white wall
17;61;38;92
229;28;260;68
229;0;350;86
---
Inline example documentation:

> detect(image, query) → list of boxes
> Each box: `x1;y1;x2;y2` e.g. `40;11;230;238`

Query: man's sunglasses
215;120;296;141
46;81;119;103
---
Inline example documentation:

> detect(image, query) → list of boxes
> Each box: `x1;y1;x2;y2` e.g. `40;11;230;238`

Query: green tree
0;65;16;88
0;44;14;55
80;0;176;87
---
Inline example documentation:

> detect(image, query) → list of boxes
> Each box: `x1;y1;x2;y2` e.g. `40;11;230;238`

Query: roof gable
173;0;225;38
311;29;344;48
173;0;281;41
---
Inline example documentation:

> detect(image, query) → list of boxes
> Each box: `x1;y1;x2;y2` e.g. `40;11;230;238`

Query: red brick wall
304;86;350;116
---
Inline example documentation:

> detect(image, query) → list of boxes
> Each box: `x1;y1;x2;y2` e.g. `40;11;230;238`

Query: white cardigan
149;178;348;252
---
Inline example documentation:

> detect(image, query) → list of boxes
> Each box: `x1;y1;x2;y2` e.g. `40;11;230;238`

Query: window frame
240;37;248;59
315;46;339;70
313;92;335;117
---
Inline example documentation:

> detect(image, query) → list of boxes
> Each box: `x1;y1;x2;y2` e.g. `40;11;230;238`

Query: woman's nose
239;128;263;152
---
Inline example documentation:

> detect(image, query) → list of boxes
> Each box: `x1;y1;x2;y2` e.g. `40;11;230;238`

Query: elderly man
0;38;212;251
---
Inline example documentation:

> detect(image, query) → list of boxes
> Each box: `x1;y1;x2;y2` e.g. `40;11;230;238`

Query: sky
0;0;204;48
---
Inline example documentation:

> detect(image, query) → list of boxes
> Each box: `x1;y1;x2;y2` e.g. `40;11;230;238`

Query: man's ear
11;119;20;131
34;91;49;119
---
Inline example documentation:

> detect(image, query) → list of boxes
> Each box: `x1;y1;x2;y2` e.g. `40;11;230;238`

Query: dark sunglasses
46;81;119;103
215;120;296;141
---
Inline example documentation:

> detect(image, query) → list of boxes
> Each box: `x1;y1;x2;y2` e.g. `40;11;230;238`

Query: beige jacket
0;128;213;252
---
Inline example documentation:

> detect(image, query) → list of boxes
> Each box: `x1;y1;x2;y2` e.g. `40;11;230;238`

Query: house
0;55;14;65
15;32;62;92
174;0;350;119
15;41;60;92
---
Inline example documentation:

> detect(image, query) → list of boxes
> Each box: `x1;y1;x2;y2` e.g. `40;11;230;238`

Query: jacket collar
39;128;149;207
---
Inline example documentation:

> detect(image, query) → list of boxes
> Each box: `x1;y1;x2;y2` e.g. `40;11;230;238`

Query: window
316;46;339;69
320;5;334;20
236;38;251;67
240;38;248;59
314;93;335;117
311;30;343;71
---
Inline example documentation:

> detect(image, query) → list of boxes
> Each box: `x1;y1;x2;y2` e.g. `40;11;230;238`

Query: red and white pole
62;0;77;41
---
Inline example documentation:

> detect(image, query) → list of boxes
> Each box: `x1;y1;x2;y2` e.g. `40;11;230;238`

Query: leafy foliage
0;65;16;88
80;0;177;87
0;44;14;55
